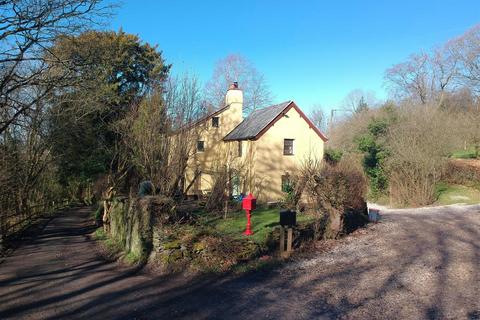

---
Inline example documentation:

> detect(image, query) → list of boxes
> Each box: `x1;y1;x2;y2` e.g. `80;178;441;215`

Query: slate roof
223;101;293;141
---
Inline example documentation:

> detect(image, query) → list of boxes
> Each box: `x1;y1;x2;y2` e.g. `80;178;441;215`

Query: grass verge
93;227;142;263
435;182;480;205
450;148;479;159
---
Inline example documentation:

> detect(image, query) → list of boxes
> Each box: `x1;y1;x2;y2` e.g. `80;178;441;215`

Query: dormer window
197;141;205;152
212;116;219;128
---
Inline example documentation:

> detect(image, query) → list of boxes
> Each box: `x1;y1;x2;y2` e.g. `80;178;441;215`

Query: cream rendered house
184;83;327;202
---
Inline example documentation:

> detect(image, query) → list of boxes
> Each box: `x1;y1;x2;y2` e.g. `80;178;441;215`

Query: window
281;174;293;193
232;174;241;196
283;139;294;155
197;141;205;152
238;141;242;157
212;116;219;128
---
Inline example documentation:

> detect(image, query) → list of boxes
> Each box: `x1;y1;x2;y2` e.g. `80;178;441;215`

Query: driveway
0;205;479;319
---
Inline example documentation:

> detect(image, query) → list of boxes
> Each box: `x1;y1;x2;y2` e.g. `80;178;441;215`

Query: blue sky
110;0;480;113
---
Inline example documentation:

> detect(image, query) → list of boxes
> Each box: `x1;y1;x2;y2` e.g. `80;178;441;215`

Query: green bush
356;117;391;198
94;227;107;240
324;148;343;166
92;202;103;222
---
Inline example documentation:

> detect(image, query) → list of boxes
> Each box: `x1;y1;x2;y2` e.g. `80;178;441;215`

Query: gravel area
0;205;479;319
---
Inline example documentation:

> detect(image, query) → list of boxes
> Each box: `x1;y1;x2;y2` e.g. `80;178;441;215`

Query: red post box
242;193;257;211
242;193;256;236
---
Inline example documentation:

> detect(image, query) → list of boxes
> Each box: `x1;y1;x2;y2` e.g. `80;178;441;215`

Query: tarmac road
0;205;479;319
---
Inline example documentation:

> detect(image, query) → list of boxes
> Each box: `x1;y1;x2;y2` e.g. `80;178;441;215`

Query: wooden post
287;228;293;253
279;226;285;255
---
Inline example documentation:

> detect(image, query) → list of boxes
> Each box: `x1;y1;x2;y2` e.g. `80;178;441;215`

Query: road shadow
0;206;479;319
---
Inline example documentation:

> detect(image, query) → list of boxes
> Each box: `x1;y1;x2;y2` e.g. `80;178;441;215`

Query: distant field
435;183;480;205
450;148;478;159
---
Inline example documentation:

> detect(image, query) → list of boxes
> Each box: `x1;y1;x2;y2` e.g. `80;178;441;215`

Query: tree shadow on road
0;206;479;319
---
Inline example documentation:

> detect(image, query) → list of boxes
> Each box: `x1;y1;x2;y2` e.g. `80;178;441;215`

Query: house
184;82;327;202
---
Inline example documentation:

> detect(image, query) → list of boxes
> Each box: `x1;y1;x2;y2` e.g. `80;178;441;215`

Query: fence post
279;226;285;255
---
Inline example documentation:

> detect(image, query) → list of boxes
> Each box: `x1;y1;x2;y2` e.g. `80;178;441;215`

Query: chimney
225;82;243;121
225;82;243;106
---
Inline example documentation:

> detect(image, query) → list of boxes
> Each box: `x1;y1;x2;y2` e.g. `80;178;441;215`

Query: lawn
435;183;480;205
450;148;479;159
207;207;314;243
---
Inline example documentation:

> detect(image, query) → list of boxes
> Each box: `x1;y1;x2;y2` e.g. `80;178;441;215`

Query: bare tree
431;45;458;95
0;0;111;239
310;105;327;133
341;89;377;113
0;92;62;238
164;74;205;196
165;73;205;128
449;25;480;95
384;26;480;105
204;54;272;114
385;53;432;104
0;0;111;135
114;73;204;199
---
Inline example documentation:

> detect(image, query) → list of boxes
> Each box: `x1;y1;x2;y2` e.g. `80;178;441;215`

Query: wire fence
0;199;71;244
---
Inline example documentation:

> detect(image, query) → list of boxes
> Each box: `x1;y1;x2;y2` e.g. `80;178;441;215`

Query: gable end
254;101;328;142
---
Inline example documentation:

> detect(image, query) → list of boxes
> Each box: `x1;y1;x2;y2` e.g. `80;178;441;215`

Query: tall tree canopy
50;30;170;113
48;30;170;183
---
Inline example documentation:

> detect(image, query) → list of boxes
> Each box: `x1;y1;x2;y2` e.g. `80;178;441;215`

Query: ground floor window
232;174;241;196
281;173;293;192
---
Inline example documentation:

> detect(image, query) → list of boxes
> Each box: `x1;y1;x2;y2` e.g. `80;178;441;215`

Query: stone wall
109;196;154;261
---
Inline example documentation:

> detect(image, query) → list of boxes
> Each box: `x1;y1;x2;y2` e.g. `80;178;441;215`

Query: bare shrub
302;158;368;239
204;166;229;213
328;105;395;152
385;106;463;206
443;159;480;186
288;156;323;211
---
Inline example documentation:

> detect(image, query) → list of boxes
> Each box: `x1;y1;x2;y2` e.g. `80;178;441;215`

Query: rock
169;250;183;262
193;241;206;253
236;240;259;261
159;249;183;264
162;240;181;250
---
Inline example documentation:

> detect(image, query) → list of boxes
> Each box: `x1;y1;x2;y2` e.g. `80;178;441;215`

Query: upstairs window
212;116;219;128
197;141;205;152
283;139;294;155
238;141;242;157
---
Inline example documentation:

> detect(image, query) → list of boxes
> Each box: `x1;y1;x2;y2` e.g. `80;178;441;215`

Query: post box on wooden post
279;209;297;257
